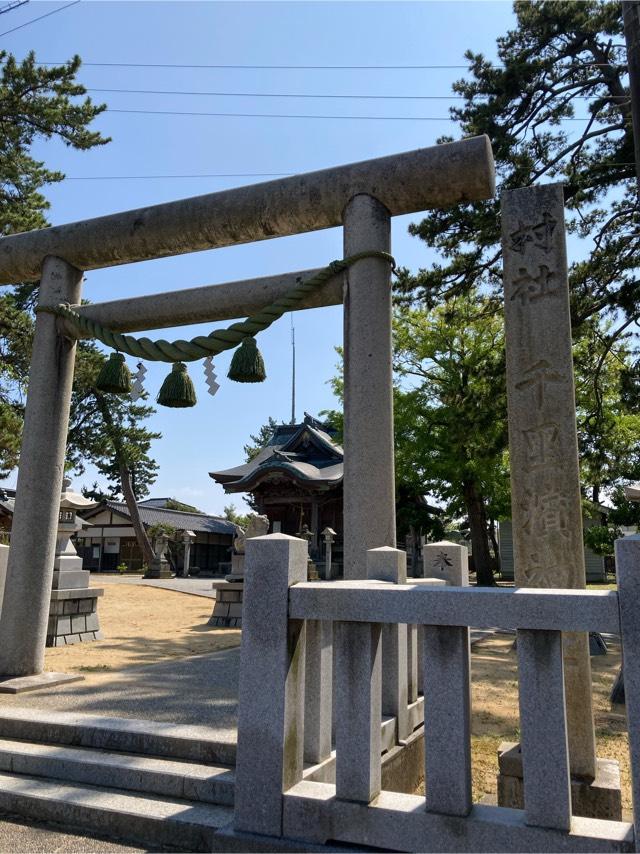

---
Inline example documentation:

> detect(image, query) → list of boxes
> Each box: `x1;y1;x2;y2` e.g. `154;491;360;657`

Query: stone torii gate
0;137;494;682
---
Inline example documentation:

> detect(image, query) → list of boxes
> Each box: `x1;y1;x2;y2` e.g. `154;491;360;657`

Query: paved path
0;813;146;852
0;647;240;733
92;574;217;599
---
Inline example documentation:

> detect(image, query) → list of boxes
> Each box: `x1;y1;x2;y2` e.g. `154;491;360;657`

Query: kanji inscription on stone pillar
502;183;596;781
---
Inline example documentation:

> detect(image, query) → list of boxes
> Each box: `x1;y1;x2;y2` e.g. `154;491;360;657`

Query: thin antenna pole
290;313;296;425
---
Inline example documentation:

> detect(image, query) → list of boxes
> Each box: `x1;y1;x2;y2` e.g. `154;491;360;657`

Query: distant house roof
0;497;13;518
0;487;15;517
83;501;237;537
138;498;174;508
210;415;343;494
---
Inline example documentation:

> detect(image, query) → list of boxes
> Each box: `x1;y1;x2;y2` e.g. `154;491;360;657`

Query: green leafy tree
397;1;638;347
0;292;32;476
0;49;108;476
165;498;203;513
243;416;280;461
223;503;250;529
66;345;161;566
574;318;640;506
394;293;509;585
1;51;108;237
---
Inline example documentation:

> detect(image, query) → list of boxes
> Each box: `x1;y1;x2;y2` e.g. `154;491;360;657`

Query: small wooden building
79;500;237;574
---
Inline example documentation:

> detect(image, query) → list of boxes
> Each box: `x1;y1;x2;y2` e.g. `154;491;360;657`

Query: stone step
0;771;234;852
0;707;236;765
0;738;235;805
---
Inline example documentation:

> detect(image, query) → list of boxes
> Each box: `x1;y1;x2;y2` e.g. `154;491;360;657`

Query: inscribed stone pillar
502;183;596;780
342;194;395;579
0;256;83;677
423;540;469;586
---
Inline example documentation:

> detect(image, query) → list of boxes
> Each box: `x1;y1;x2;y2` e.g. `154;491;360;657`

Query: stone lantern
54;478;98;590
322;527;337;580
181;529;196;578
48;478;104;647
145;532;172;579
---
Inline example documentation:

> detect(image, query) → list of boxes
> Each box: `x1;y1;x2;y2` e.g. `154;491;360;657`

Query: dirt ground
43;583;629;808
468;633;630;810
44;583;241;673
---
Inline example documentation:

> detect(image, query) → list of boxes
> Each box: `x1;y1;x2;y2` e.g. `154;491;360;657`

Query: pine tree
398;1;638;344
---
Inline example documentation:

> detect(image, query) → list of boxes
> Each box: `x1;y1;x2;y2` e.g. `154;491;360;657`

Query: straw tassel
228;337;266;383
95;352;131;395
157;362;197;408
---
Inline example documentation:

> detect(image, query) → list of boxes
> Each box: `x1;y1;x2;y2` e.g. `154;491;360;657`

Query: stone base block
497;741;622;820
52;569;90;590
0;671;84;694
47;589;104;648
209;581;244;628
143;561;172;579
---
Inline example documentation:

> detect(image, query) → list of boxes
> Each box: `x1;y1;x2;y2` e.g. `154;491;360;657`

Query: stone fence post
234;533;308;838
615;535;640;847
367;547;409;742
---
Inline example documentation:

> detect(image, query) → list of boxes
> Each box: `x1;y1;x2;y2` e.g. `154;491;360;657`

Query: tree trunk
95;395;154;567
462;479;495;586
488;517;502;576
119;460;154;567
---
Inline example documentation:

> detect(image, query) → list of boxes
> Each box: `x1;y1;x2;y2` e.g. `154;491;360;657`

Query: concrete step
0;771;234;852
0;738;235;805
0;707;236;765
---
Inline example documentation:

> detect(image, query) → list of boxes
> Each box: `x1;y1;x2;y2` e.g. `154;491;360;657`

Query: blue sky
2;0;517;514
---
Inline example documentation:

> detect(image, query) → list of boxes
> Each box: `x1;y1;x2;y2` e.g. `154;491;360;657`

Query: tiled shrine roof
210;415;343;494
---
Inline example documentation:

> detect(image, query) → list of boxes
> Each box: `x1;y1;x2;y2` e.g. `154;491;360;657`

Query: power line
0;0;79;38
89;87;467;101
65;172;294;180
37;60;628;70
0;1;29;18
104;107;599;122
60;165;637;181
87;86;606;103
42;62;479;70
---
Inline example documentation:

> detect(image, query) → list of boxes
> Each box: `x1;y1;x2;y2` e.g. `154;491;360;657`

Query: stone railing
233;533;640;853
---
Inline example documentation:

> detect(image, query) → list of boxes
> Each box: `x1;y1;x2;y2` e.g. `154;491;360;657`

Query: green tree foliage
66;346;160;499
394;293;509;585
165;498;203;513
0;292;32;476
583;523;620;557
0;49;108;477
66;345;161;566
243;416;281;461
223;503;250;529
1;51;108;237
390;0;640;579
574;319;640;506
397;1;638;341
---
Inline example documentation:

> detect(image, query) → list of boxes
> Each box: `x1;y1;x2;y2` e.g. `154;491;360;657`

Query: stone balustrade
233;533;639;853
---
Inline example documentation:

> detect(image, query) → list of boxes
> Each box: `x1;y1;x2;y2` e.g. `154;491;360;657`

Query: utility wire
88;86;607;102
36;60;628;70
105;107;601;122
0;1;29;18
65;172;295;180
0;0;79;38
61;165;636;181
41;61;485;70
90;87;468;100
